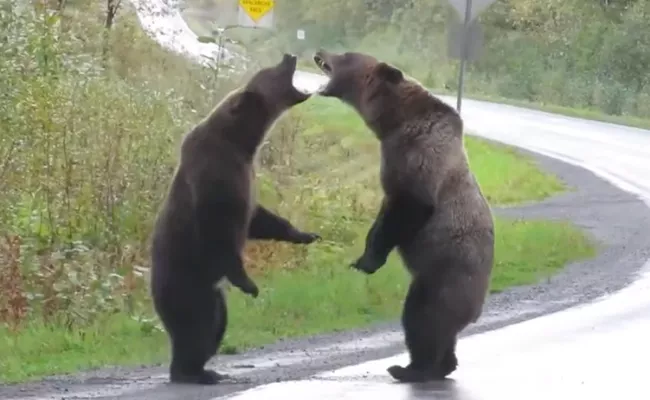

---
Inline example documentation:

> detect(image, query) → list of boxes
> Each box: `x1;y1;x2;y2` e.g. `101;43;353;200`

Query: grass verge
0;97;596;383
434;89;650;132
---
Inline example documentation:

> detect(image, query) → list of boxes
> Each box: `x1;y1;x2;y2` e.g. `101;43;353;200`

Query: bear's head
240;53;311;113
312;50;405;132
313;50;403;104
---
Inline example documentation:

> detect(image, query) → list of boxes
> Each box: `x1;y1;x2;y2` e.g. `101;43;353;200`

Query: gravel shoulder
3;147;650;400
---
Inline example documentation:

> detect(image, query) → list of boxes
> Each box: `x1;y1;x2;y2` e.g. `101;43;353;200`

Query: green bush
183;0;650;120
0;2;242;329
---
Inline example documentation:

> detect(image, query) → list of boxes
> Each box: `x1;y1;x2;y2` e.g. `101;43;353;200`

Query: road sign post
447;19;483;62
214;26;233;80
197;25;238;80
444;0;496;114
456;0;472;113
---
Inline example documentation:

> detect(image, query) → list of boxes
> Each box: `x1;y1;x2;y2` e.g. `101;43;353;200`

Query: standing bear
313;50;495;382
150;54;320;385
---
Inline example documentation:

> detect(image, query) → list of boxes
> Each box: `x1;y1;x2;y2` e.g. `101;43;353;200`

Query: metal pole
213;28;225;81
456;0;472;113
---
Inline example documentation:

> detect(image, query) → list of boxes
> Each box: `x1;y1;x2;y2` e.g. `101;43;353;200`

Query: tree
105;0;121;30
102;0;122;64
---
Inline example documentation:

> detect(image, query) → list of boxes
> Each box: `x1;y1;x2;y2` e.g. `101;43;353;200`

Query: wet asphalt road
2;2;650;399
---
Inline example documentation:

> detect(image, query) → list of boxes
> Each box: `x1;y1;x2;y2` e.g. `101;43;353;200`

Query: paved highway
3;1;648;399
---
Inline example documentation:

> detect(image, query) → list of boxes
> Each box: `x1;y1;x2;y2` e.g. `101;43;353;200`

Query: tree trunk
105;0;121;29
102;0;121;65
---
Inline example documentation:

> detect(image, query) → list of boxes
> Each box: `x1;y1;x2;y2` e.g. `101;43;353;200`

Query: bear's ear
231;90;264;114
373;62;403;84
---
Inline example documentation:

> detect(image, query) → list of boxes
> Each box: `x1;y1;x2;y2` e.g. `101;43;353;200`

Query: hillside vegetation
184;0;650;126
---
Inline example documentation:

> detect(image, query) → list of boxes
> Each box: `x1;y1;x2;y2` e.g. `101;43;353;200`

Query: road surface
3;2;650;399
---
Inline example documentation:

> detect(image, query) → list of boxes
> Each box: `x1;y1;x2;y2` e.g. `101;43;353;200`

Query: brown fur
150;54;320;385
313;50;495;382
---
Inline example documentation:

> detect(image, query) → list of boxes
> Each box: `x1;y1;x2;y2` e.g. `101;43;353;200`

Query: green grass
298;97;567;205
0;97;597;384
0;215;595;382
464;138;567;205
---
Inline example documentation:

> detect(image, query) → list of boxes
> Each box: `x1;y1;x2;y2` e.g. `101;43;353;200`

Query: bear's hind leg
388;279;456;383
168;292;227;385
388;279;435;382
441;338;458;377
170;349;222;385
210;288;232;381
214;288;228;351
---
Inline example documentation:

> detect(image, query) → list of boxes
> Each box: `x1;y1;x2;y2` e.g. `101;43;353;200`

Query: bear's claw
234;278;259;298
294;231;321;244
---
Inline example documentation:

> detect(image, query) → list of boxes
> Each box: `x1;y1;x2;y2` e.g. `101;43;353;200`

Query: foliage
184;0;650;118
0;1;243;331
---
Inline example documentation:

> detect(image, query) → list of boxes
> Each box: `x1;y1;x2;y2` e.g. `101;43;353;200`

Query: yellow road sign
239;0;274;22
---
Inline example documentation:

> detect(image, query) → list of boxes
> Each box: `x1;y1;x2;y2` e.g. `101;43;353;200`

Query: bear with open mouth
150;54;321;385
313;49;495;383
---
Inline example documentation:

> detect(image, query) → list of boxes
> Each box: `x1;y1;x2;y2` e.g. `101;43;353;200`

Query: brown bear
313;50;495;383
150;53;320;385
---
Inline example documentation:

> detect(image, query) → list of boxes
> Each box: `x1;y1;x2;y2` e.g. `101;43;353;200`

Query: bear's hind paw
387;364;446;383
170;369;229;385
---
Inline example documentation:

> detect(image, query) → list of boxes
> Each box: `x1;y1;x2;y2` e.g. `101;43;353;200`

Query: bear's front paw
350;253;384;275
234;278;259;298
244;283;259;298
292;231;321;244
